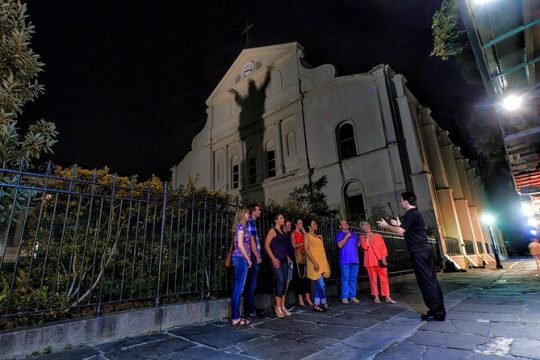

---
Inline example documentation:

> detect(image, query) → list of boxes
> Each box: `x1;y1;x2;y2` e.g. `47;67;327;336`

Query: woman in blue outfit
230;207;253;326
265;213;293;318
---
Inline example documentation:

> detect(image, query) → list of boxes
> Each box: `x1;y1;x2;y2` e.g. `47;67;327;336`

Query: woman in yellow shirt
304;219;331;312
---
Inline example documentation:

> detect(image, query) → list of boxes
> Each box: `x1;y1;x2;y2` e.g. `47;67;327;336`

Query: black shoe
421;313;445;321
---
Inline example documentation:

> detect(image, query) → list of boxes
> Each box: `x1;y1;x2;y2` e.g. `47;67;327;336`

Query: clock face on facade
242;61;255;76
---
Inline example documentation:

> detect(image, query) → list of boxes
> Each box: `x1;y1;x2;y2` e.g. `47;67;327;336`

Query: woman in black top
265;213;292;318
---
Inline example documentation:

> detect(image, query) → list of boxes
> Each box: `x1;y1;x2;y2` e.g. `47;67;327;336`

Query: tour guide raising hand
376;191;446;322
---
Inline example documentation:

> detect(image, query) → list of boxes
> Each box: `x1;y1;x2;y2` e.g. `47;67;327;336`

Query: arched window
266;140;276;178
286;131;296;156
247;148;257;184
337;123;357;159
231;155;239;189
343;180;366;222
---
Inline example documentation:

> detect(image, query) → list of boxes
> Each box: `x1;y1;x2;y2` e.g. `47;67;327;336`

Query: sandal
231;318;251;326
321;303;330;311
373;297;381;304
282;307;292;317
312;305;325;312
274;306;285;318
385;297;397;304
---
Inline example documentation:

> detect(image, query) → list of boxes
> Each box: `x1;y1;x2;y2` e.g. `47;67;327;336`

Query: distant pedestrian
529;237;540;272
230;207;252;326
265;213;293;318
305;219;331;312
335;219;360;304
244;204;262;318
359;221;397;304
292;219;314;307
377;192;445;321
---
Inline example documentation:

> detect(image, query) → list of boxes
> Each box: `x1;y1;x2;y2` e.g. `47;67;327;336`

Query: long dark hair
307;218;318;234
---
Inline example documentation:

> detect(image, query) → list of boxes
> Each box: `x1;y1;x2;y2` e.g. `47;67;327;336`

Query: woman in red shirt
291;219;314;307
359;221;397;304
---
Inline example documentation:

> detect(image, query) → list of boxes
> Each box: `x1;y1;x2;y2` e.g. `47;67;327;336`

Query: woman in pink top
359;221;397;304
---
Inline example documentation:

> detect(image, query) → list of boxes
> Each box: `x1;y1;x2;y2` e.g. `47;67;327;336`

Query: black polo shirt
400;208;431;252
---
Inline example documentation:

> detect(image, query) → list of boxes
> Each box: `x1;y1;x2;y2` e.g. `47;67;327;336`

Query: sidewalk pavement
34;259;540;360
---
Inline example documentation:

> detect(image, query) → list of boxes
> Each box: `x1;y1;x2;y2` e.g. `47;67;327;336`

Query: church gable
205;42;301;105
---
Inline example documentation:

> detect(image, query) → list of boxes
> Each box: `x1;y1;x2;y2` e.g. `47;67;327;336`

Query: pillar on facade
465;166;485;259
454;151;484;266
436;131;471;268
391;76;442;239
419;109;468;256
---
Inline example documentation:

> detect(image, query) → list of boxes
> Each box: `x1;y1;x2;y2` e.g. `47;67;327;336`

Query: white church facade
171;42;506;268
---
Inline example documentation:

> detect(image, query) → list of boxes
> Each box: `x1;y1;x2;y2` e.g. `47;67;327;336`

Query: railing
445;237;461;256
0;163;442;328
476;241;483;253
464;240;475;254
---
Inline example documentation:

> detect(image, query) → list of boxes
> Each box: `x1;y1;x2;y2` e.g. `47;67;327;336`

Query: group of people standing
229;192;446;326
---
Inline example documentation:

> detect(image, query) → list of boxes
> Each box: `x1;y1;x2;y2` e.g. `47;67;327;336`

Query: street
35;259;540;360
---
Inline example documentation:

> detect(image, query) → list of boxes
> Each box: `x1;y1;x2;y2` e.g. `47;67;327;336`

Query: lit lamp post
481;213;503;269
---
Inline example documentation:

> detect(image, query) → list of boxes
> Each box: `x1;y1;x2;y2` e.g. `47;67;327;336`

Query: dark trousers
243;254;259;315
411;249;445;317
272;259;289;296
294;263;311;295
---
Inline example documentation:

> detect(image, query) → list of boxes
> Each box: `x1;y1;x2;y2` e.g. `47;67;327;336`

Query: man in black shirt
377;192;446;321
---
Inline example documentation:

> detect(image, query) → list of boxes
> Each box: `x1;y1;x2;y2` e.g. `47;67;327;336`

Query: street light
472;0;496;5
522;203;534;217
481;213;504;269
502;94;523;111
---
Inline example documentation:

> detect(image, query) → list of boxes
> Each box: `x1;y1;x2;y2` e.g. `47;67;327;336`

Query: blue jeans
231;256;249;320
340;263;359;299
272;260;289;296
243;254;259;315
313;276;327;305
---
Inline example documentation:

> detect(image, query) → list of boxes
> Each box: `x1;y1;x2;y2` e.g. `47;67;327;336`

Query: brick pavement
33;259;540;360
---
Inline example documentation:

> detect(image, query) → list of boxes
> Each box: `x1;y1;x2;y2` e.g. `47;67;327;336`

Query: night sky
20;0;485;180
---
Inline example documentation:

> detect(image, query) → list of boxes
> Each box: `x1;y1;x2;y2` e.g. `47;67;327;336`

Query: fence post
156;182;168;306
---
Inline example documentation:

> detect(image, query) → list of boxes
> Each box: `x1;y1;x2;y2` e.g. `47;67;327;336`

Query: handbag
368;234;388;268
224;242;234;268
295;248;306;265
293;231;307;265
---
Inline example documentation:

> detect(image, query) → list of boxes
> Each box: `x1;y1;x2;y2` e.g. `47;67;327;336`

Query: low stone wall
0;299;229;360
0;276;416;359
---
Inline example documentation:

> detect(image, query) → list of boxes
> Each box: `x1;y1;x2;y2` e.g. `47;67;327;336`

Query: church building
171;42;506;268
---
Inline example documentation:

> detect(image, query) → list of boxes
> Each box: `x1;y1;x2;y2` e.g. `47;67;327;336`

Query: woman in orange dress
359;221;397;304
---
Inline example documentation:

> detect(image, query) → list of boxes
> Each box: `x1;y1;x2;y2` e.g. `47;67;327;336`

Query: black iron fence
476;241;483;253
0;163;441;328
464;240;475;254
445;237;461;256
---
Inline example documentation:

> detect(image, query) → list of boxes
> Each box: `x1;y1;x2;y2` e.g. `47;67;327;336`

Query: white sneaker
341;298;349;304
350;297;360;304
